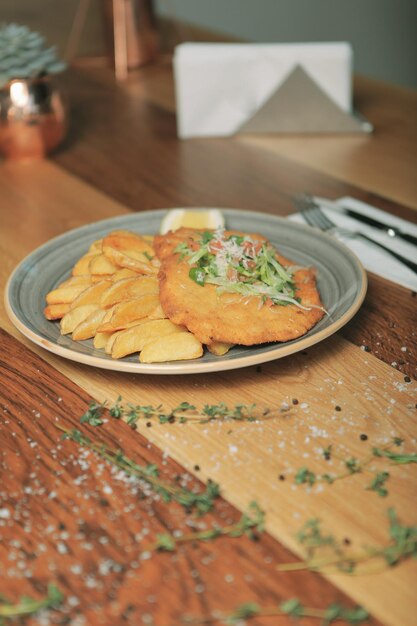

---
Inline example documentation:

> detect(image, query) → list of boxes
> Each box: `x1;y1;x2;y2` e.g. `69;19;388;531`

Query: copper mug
0;76;67;160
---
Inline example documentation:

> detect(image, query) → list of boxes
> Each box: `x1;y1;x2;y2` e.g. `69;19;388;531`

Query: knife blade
313;196;417;247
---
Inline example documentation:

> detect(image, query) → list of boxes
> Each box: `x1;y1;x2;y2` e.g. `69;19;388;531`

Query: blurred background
0;0;416;89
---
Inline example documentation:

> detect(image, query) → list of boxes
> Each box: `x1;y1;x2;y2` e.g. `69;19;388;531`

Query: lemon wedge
160;208;225;234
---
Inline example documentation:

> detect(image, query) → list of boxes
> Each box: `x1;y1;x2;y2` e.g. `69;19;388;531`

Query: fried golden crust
154;228;325;346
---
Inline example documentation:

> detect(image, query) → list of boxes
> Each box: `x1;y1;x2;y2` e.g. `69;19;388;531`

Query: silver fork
300;204;417;275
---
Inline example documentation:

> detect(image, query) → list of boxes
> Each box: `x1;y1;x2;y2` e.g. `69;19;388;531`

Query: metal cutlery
301;194;417;247
299;203;417;275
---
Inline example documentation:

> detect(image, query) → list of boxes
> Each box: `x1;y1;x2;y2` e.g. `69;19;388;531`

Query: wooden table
0;60;416;626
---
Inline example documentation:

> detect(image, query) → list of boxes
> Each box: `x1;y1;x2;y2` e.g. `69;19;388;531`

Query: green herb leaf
79;400;106;426
225;602;260;624
279;598;305;618
155;533;176;552
295;467;316;486
189;266;205;286
366;471;390;497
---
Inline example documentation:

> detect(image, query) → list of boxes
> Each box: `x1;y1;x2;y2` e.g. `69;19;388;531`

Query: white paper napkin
174;42;353;138
290;196;417;292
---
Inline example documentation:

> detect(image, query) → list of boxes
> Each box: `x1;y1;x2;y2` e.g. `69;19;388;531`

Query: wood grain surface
54;65;417;213
3;327;374;626
0;61;416;626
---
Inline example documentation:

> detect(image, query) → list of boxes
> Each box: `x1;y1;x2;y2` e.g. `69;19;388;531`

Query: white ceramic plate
5;209;367;375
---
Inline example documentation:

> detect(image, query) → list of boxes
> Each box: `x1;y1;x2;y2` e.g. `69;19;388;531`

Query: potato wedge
111;268;139;282
102;230;155;256
60;305;99;335
44;303;71;320
70;280;112;309
97;294;161;332
88;238;103;253
88;254;118;276
100;276;159;309
72;253;97;276
207;342;234;356
103;246;159;276
92;306;117;347
104;320;147;354
72;308;108;341
54;275;92;289
148;302;167;320
46;277;92;304
90;274;115;283
140;332;203;363
111;319;187;359
94;331;114;350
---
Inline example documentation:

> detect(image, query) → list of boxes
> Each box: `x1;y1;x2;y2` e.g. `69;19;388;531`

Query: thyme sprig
279;508;417;575
80;400;107;426
150;501;264;553
0;584;63;624
107;396;288;429
294;437;416;497
183;598;368;625
57;425;220;514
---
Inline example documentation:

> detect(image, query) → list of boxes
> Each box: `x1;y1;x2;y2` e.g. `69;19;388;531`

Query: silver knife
313;195;417;247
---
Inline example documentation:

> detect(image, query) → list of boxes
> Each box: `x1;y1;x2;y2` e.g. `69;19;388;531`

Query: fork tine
311;207;335;230
301;208;331;231
305;207;335;231
295;194;338;232
300;210;318;229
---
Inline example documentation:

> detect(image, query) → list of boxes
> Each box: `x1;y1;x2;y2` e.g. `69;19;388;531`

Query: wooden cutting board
1;160;416;626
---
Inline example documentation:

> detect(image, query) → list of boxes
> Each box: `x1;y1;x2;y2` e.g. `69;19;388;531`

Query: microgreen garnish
279;508;417;575
174;228;316;310
182;599;369;625
84;396;289;429
149;501;264;553
56;425;220;514
0;584;63;624
294;437;415;497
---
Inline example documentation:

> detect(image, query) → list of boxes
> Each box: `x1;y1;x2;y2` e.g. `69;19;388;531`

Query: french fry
207;342;234;356
111;319;187;359
139;332;203;363
44;303;71;320
72;308;108;341
70;280;112;309
100;276;159;309
60;304;99;335
97;294;161;332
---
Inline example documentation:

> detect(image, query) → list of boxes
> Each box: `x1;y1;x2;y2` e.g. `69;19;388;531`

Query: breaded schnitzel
154;227;325;346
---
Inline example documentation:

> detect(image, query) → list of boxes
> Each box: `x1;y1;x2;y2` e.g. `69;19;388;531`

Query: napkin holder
174;43;373;138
